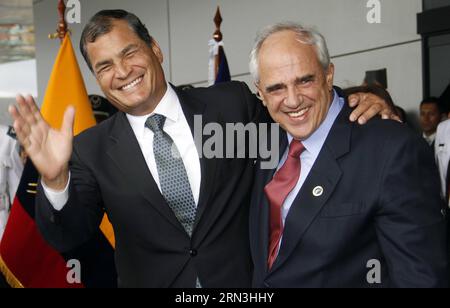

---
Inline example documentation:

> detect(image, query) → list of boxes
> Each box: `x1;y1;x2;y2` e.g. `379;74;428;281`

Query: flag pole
213;6;223;79
48;0;68;42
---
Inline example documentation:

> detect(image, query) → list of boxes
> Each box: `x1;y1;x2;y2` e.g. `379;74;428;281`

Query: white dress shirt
435;119;450;205
272;91;343;254
423;132;436;147
43;84;202;211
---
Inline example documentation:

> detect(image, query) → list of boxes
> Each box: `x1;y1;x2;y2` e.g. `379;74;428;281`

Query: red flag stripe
0;198;84;288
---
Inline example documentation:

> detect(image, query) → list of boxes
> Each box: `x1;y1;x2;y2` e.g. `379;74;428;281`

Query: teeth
289;107;310;118
121;77;143;91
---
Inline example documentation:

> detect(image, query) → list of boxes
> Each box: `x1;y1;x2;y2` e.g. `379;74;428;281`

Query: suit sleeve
375;130;448;287
36;144;104;253
236;81;269;124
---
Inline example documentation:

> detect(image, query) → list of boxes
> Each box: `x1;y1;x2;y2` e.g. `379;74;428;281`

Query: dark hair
80;10;153;71
344;84;402;119
420;97;441;111
344;84;395;109
394;105;409;126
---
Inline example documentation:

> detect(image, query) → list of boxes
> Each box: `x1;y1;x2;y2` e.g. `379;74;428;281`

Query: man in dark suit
9;11;396;288
419;97;443;156
249;22;448;288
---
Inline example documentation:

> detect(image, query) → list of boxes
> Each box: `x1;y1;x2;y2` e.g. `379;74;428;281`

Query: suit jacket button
190;249;198;257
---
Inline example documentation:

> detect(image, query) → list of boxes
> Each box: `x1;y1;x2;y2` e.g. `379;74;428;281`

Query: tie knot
288;139;305;158
146;114;166;132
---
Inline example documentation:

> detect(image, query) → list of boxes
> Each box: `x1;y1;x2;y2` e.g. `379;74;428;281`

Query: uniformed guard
0;125;24;242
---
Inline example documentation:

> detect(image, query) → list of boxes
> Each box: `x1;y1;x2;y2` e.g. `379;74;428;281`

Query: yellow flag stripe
0;255;24;288
40;34;115;247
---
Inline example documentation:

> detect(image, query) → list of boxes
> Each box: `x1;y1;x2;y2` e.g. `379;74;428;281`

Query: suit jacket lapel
270;103;353;273
106;112;186;234
251;126;288;275
250;165;272;275
172;85;218;240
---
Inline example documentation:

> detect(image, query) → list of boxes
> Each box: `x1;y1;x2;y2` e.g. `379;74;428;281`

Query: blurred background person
435;119;450;204
435;116;450;260
88;95;118;124
419;97;443;151
0;125;24;243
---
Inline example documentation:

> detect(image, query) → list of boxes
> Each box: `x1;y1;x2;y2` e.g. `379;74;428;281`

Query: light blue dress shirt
276;90;345;226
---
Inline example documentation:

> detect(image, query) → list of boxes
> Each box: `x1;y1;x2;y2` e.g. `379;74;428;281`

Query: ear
255;83;267;107
151;40;164;63
95;77;102;88
326;63;335;91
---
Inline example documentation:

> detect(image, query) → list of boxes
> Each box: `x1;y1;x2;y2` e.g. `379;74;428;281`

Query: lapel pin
313;186;324;197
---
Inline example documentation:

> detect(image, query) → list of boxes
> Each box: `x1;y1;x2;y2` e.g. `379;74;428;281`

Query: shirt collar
423;132;436;145
287;89;344;157
126;83;180;139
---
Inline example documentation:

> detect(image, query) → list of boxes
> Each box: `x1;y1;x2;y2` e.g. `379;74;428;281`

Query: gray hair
249;22;331;83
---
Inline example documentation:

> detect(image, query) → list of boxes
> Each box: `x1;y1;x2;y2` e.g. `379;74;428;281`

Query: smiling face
419;102;441;136
86;19;167;116
256;30;334;141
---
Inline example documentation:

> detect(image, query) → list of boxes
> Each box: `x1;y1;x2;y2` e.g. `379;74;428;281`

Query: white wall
28;0;423;123
333;41;423;127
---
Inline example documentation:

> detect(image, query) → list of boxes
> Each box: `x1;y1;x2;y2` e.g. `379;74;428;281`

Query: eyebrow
119;44;139;57
94;44;140;71
265;74;315;93
265;83;286;93
94;59;113;71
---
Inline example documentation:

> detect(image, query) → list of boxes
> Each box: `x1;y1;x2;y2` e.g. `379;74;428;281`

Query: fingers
390;114;402;123
9;100;24;125
9;104;32;149
348;94;360;108
358;104;383;125
349;91;402;124
380;106;402;123
25;94;44;124
17;94;38;127
349;94;368;122
62;106;75;136
380;108;393;120
10;94;49;152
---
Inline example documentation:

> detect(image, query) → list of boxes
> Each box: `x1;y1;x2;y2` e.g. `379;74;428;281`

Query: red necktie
264;140;305;270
